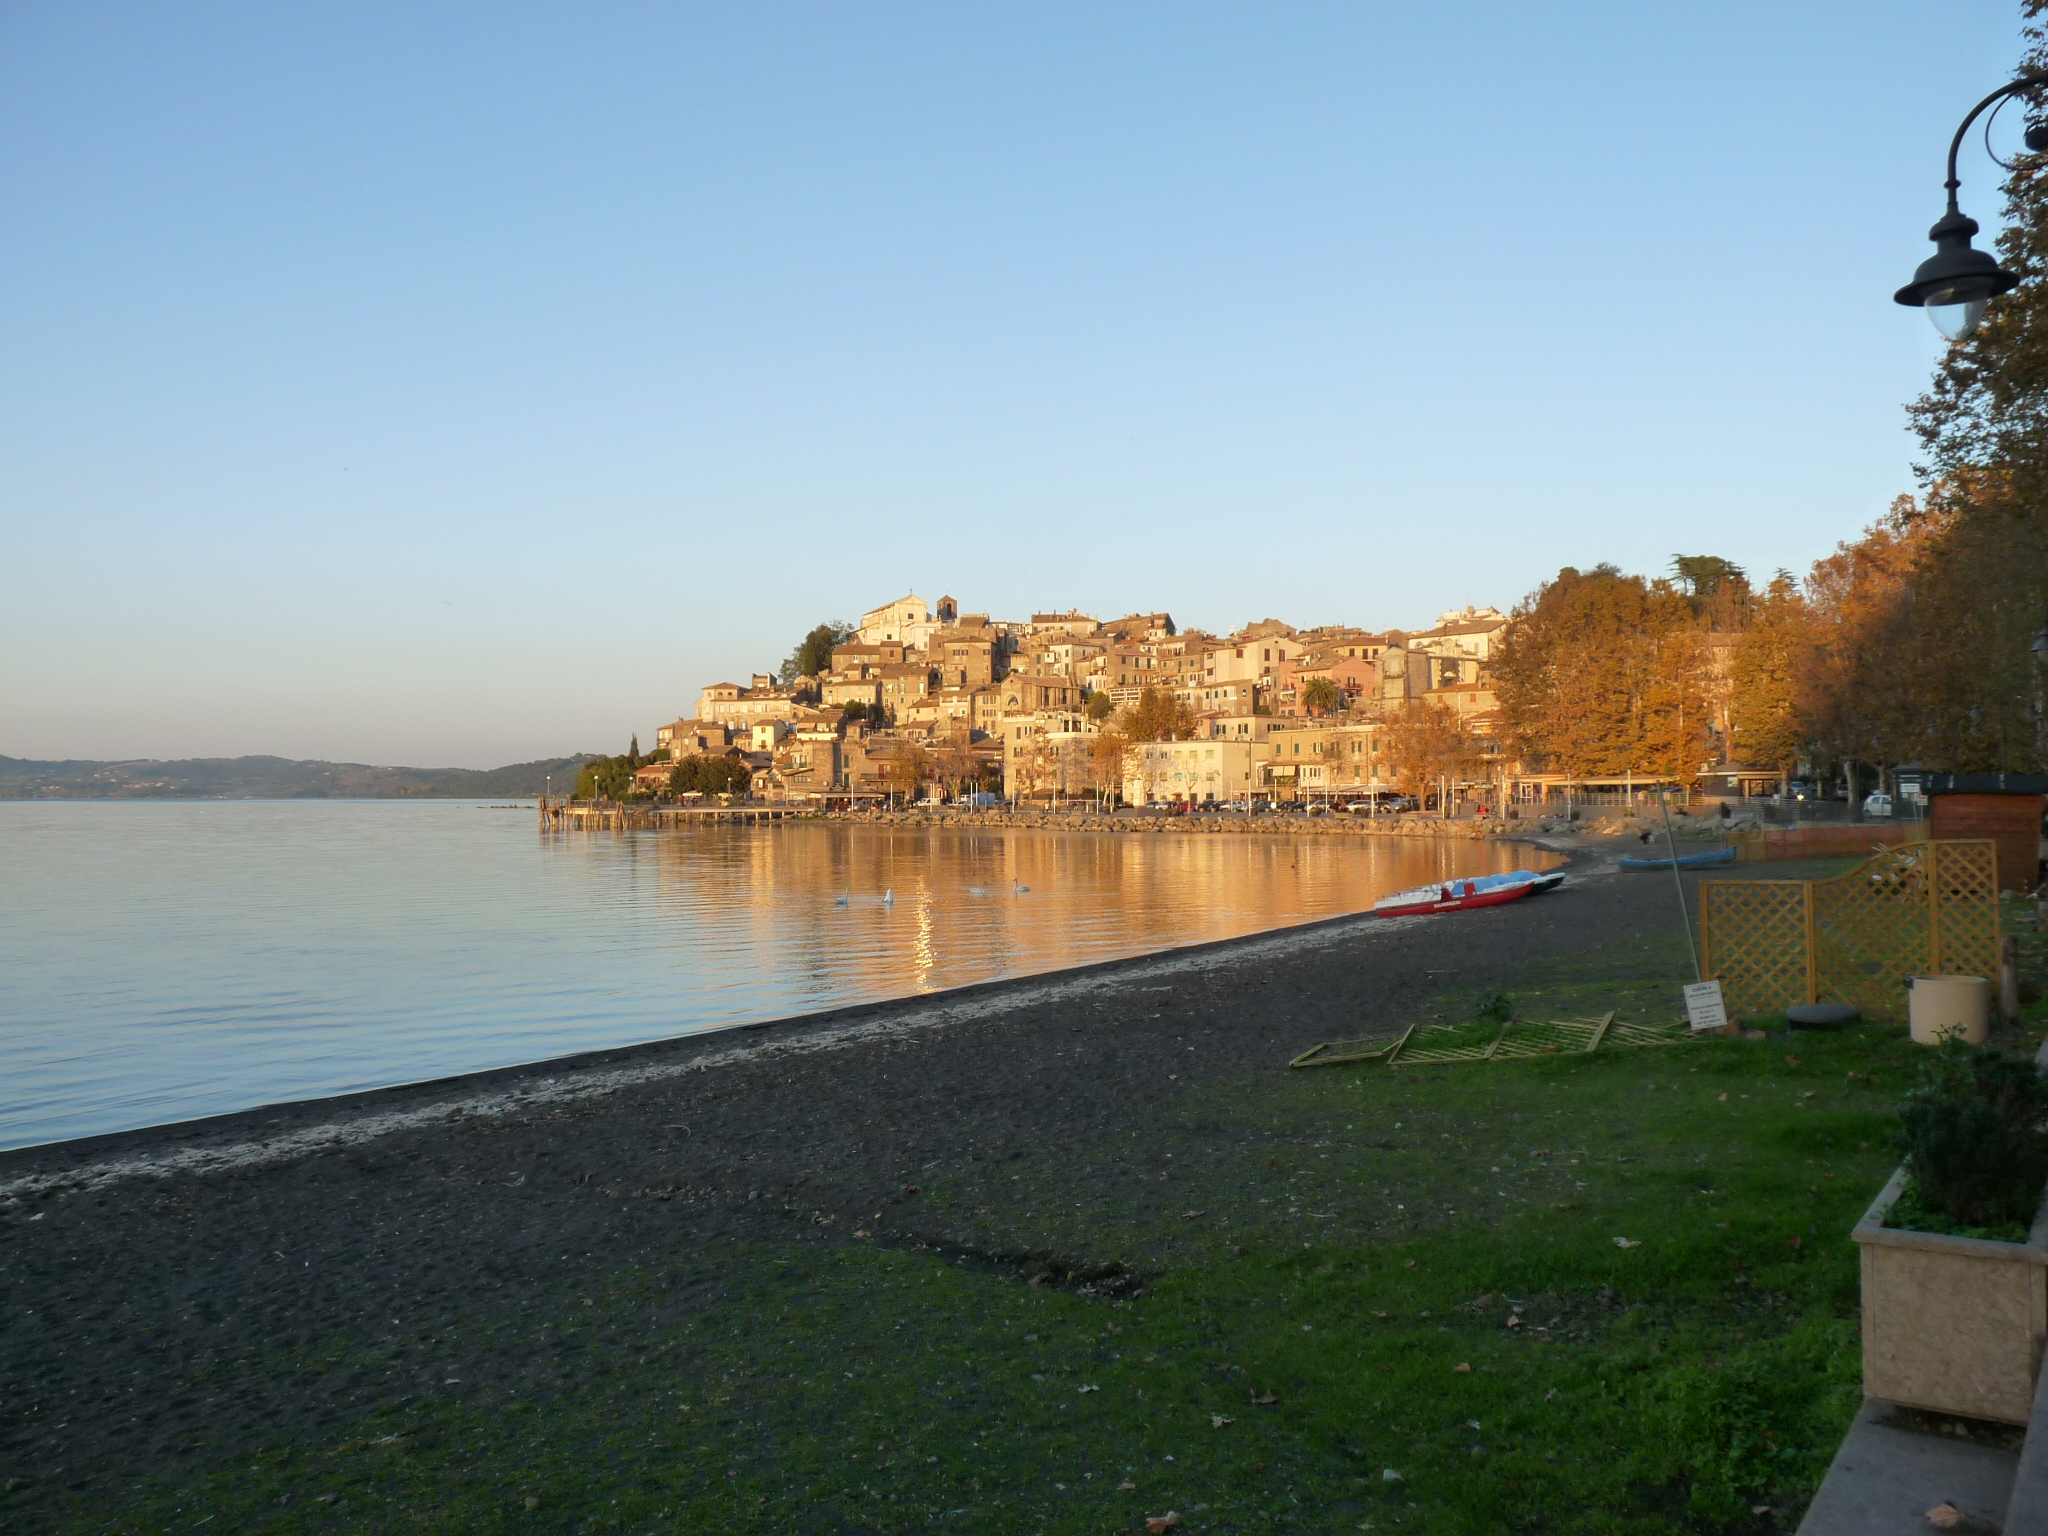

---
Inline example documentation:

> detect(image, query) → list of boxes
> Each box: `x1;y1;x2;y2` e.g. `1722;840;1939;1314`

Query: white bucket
1908;975;1990;1046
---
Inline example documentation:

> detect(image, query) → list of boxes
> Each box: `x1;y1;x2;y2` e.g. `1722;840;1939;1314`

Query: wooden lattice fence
1698;839;2000;1022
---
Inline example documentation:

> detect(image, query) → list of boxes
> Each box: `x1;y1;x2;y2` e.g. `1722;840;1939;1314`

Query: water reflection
630;823;1549;1001
0;804;1554;1150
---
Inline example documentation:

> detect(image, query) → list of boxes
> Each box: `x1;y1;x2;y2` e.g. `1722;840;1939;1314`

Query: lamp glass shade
1896;207;2019;333
1927;292;1989;340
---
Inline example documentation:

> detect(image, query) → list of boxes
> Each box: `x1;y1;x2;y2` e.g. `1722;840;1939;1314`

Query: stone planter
1853;1166;2048;1425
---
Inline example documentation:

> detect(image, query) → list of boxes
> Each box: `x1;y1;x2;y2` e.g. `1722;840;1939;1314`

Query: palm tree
1300;676;1343;717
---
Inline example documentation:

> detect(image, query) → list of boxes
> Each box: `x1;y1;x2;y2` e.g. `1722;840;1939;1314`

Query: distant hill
0;754;596;800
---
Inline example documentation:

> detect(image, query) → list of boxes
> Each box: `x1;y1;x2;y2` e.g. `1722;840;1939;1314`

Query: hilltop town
615;593;1541;811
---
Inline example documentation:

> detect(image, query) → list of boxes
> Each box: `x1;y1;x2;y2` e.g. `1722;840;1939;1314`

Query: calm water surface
0;802;1555;1150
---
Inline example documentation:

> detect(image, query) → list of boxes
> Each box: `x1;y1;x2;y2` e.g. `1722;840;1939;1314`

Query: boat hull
1617;846;1737;872
1373;880;1538;918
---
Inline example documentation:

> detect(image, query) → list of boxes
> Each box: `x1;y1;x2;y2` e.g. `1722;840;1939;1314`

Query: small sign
1684;980;1728;1033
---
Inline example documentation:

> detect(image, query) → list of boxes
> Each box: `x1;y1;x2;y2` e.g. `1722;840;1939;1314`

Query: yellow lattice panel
1701;879;1809;1019
1813;841;1933;1022
1703;840;2001;1024
1488;1015;1613;1059
1933;839;2000;984
1391;1021;1507;1067
1602;1019;1697;1049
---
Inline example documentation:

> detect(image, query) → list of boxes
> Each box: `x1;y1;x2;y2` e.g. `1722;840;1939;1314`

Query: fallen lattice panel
1290;1012;1699;1070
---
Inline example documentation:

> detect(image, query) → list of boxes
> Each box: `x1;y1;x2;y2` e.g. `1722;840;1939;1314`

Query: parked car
1863;792;1895;819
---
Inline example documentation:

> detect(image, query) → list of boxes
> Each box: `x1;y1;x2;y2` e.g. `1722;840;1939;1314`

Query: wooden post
1698;881;1712;982
1928;842;1944;976
1803;881;1818;1006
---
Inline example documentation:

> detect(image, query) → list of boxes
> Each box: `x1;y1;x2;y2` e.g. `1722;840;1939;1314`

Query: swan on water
833;894;851;906
883;888;894;905
1013;879;1030;894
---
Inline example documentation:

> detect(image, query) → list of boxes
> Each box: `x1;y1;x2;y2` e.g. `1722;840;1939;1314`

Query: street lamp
1896;73;2048;340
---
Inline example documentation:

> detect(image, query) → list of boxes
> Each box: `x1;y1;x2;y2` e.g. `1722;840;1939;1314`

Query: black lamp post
1897;73;2048;340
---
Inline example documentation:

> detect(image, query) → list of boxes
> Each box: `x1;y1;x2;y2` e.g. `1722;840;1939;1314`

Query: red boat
1372;877;1538;918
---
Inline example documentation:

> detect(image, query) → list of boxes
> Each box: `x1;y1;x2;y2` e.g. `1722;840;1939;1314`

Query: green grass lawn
45;881;2048;1535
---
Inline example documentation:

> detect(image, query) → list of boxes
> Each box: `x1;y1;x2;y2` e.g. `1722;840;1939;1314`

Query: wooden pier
537;796;799;832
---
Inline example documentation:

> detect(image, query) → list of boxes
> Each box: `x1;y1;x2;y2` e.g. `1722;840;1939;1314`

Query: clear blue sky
0;3;2031;767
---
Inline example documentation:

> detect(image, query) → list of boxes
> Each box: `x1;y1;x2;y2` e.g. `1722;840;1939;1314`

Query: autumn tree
1119;686;1196;742
1492;566;1712;779
1727;573;1809;774
1088;723;1131;806
1900;3;2048;769
877;742;931;802
1801;500;1926;792
1379;699;1479;809
1799;495;2038;779
936;738;982;799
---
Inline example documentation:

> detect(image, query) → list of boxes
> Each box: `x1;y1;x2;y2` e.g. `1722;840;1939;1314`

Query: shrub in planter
1853;1043;2048;1423
1889;1041;2048;1239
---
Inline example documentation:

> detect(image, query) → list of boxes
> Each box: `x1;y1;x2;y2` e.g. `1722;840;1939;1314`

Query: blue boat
1470;868;1566;896
1617;845;1737;872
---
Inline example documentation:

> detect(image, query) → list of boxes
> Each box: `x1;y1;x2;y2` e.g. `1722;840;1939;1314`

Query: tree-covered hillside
0;754;594;799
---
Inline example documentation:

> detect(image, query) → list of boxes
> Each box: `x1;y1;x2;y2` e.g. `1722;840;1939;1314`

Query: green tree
667;754;753;796
1085;690;1116;722
842;700;868;721
1671;554;1752;630
1670;555;1745;598
572;754;640;800
781;622;856;683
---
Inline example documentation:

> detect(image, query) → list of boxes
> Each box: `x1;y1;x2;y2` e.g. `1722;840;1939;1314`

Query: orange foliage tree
1492;565;1713;780
1727;573;1810;775
1118;686;1196;742
1379;698;1480;806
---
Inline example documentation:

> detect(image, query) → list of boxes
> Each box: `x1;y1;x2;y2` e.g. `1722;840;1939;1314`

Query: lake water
0;802;1555;1150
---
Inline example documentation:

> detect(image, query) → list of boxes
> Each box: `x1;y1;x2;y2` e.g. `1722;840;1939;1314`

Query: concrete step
1797;1400;2016;1536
